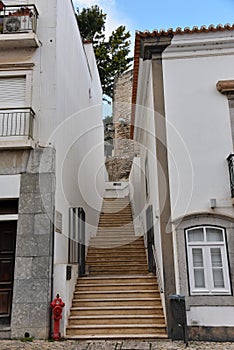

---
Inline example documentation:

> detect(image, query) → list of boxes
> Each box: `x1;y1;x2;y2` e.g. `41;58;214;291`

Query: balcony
0;108;35;149
227;154;234;199
0;4;39;48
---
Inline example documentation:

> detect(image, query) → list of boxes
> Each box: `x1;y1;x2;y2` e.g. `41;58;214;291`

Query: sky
73;0;234;45
72;0;234;117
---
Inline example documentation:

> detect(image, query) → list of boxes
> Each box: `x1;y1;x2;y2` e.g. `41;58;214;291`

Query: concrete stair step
76;275;157;284
72;298;162;307
98;226;133;228
88;244;145;249
75;282;158;291
87;263;148;269
88;240;144;246
97;228;135;231
89;239;137;244
68;315;165;325
70;305;164;316
66;324;167;336
88;265;148;272
66;334;168;340
74;290;160;299
89;270;149;276
66;195;167;339
91;234;135;239
100;212;132;215
86;258;147;264
87;247;145;252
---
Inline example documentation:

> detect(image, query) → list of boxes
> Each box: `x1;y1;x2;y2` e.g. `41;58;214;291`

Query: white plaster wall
1;0;105;335
187;306;234;327
25;0;105;311
163;34;234;221
130;58;164;287
53;0;104;266
53;263;78;336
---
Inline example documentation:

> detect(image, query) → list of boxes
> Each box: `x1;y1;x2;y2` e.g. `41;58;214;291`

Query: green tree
76;5;133;99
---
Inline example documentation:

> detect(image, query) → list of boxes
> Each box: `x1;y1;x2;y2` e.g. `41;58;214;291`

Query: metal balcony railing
0;4;38;34
0;108;35;139
227;153;234;198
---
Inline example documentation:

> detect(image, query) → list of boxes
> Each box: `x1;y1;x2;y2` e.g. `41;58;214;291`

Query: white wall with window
174;215;234;328
186;226;231;295
0;70;34;147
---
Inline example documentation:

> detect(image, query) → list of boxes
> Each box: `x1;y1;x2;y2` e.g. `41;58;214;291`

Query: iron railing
0;5;38;34
227;154;234;198
0;107;35;139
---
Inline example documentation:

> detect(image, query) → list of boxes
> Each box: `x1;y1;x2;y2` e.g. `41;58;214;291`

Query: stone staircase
66;197;167;339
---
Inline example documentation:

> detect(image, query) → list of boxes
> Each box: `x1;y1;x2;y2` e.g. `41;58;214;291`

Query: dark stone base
171;325;234;342
188;326;234;342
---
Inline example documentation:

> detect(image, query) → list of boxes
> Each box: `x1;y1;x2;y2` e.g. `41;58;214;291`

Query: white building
0;0;104;339
130;24;234;341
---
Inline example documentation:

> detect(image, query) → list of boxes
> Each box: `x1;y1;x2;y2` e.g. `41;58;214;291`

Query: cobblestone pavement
0;340;234;350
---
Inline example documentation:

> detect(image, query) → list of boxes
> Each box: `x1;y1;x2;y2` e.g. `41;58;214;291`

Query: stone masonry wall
105;70;134;181
113;69;133;126
0;148;55;339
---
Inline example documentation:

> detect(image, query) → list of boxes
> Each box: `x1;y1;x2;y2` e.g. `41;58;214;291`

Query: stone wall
113;69;133;126
105;70;135;181
0;148;55;339
105;156;133;182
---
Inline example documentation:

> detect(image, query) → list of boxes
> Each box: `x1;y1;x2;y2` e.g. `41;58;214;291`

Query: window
186;226;231;295
0;76;26;108
0;70;32;107
68;208;79;264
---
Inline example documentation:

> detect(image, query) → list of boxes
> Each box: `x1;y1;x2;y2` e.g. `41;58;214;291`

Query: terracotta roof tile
137;23;234;38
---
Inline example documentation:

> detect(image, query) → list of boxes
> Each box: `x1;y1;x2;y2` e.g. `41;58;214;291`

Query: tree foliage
76;5;133;99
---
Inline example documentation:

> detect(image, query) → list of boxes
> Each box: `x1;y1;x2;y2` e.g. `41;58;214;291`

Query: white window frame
186;226;231;296
0;70;32;107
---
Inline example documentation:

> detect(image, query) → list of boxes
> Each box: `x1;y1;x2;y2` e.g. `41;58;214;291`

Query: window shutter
0;76;26;107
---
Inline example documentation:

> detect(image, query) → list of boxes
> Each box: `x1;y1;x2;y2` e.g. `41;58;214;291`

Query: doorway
0;220;17;325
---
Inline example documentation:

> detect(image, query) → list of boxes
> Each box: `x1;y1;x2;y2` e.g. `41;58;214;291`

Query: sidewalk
0;340;234;350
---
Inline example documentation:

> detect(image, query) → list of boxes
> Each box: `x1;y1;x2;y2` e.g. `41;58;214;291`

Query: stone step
66;334;168;340
99;216;132;220
68;314;165;325
97;227;134;235
88;244;145;249
89;270;149;276
74;290;160;299
75;282;158;291
88;265;149;272
86;257;147;264
66;323;167;336
76;275;157;284
66;195;167;339
87;262;148;268
70;305;164;316
72;298;162;307
87;248;146;254
98;224;133;227
87;245;145;250
90;236;136;242
89;240;144;246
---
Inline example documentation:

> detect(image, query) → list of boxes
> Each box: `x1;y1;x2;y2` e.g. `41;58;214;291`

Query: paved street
0;340;234;350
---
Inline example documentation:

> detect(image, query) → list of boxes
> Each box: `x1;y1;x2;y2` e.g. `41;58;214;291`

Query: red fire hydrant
50;294;65;340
